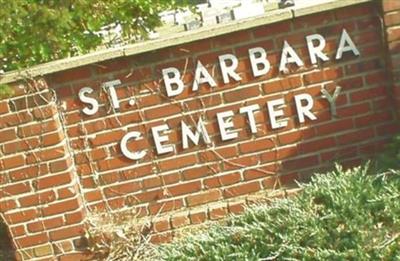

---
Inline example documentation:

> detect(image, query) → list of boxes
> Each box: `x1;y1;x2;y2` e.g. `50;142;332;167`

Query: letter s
79;87;99;116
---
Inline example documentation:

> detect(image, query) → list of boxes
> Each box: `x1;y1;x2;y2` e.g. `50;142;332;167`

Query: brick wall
0;80;86;260
383;0;400;116
1;1;399;260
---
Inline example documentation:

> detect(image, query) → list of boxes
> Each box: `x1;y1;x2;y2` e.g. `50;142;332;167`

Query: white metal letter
217;110;238;141
120;131;147;160
152;124;174;155
163;67;185;97
79;87;99;116
294;93;317;123
306;34;329;64
181;118;211;149
321;86;342;117
249;47;271;77
267;98;288;129
279;41;304;72
102;80;122;109
240;104;260;134
193;61;217;91
336;29;360;60
219;54;242;84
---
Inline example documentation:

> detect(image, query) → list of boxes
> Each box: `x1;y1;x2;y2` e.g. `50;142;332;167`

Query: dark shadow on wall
0;222;15;261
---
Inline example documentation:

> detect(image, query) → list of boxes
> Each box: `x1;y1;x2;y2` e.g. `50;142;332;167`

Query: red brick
135;189;164;203
19;190;56;207
298;137;336;153
223;155;259;171
161;172;181;185
303;68;343;85
97;156;133;172
153;219;171;232
10;225;25;237
206;103;241;119
388;27;400;42
384;12;400;27
18;120;59;138
103;181;142;198
223;181;261;198
344;59;382;75
321;146;358;162
377;122;400;136
16;233;49;248
43;198;81;216
0;112;33;128
253;21;291;38
0;101;9;114
263;75;302;94
52;67;92;84
350;86;387;103
243;164;278;180
1;155;25;170
84;190;102;202
260;146;298;163
0;199;17;212
182;164;219;181
383;1;400;12
278;129;315;145
282;155;319;170
223;85;260;103
209;206;228;220
6;209;38;224
0;128;17;143
171;40;212;56
159;154;197;171
32;104;58;120
365;71;387;85
50;158;72;173
150;232;173;244
143;176;162;189
199;146;238;162
171;215;190;229
186;189;222;207
26;147;66;165
35;172;72;190
189;211;207;224
42;131;65;147
1;182;31;197
228;202;246;214
3;137;40;155
168;181;202;196
337;103;370;118
213;30;251;48
145;103;181;120
239;138;275;154
27;216;64;233
148;199;184;215
337;128;375;145
355;111;393;127
191;95;223;110
316;119;354;135
90;130;125;146
65;211;85;225
335;4;373;20
49;224;84;241
204;172;241;188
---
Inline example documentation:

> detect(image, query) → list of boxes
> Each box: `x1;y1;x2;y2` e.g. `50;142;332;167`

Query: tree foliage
0;0;188;72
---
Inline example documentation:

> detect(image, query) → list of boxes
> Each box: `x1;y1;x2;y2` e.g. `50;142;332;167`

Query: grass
157;164;400;260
